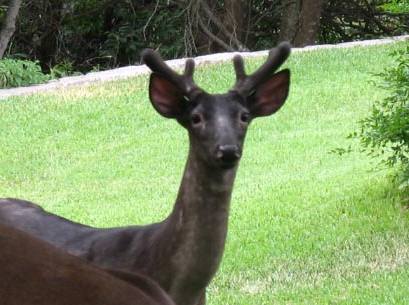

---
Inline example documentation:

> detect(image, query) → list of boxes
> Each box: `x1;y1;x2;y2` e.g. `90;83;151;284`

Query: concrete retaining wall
1;35;408;100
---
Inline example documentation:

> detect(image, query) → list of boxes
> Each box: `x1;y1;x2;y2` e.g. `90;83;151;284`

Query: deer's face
181;92;249;169
143;43;291;170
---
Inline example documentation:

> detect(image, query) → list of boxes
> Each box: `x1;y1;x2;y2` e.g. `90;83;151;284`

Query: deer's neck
162;146;237;297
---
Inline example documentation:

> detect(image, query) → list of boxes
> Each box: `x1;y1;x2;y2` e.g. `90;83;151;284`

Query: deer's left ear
249;69;290;117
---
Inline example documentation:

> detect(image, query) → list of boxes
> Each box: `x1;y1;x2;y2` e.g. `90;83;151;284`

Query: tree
279;0;326;47
2;0;408;72
180;0;249;53
279;0;301;44
294;0;325;46
320;0;409;43
224;0;248;49
0;0;22;58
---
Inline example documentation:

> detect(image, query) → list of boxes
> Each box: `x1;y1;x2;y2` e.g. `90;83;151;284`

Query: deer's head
142;43;291;170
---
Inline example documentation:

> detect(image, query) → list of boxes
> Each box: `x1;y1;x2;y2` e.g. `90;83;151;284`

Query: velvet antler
141;49;202;99
232;42;291;96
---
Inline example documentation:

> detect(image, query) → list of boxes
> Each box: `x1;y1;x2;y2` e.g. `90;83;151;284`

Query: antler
141;49;202;99
232;42;291;96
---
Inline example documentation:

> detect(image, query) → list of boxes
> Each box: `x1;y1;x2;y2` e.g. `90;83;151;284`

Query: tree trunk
279;0;325;47
279;0;301;43
0;0;23;59
293;0;325;46
224;0;248;50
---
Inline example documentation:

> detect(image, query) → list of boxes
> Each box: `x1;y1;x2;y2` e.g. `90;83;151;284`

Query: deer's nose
216;145;241;163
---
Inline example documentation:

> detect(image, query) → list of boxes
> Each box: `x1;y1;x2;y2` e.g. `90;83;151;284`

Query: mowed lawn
1;42;409;304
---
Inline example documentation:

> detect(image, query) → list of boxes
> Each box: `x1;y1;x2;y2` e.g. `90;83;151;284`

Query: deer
0;223;175;305
0;42;291;305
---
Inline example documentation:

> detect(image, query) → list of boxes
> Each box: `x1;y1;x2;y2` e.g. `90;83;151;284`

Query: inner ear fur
149;73;185;118
250;69;290;117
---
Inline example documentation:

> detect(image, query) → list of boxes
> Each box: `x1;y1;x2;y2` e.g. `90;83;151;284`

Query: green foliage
6;0;408;73
99;3;185;65
0;59;50;88
9;0;186;71
50;60;80;79
380;0;409;13
0;4;6;19
355;44;409;188
321;0;409;44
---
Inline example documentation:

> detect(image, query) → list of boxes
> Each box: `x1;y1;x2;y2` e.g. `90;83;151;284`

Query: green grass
1;42;409;304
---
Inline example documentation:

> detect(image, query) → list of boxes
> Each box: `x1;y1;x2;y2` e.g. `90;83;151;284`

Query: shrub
50;60;81;79
380;0;409;13
355;44;409;189
0;59;50;89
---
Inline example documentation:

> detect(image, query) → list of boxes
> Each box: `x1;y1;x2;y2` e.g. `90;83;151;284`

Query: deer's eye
191;113;203;126
240;112;250;123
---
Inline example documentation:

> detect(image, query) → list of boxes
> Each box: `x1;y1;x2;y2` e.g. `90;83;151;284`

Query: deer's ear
149;73;185;118
249;69;290;117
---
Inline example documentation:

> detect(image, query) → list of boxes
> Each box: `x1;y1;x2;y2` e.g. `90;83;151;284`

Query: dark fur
0;43;291;305
0;223;174;305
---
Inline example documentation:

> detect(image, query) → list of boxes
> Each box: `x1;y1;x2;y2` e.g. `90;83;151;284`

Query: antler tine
182;59;198;95
184;59;195;78
141;49;181;86
141;49;201;98
233;42;291;95
233;55;246;80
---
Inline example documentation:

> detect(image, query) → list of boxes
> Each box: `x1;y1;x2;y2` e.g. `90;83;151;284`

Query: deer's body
0;223;175;305
0;156;234;305
0;43;291;305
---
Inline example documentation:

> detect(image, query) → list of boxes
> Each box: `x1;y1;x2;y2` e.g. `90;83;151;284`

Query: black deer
0;42;291;305
0;223;175;305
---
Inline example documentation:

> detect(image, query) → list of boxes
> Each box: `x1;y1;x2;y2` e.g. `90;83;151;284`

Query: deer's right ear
149;73;185;118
